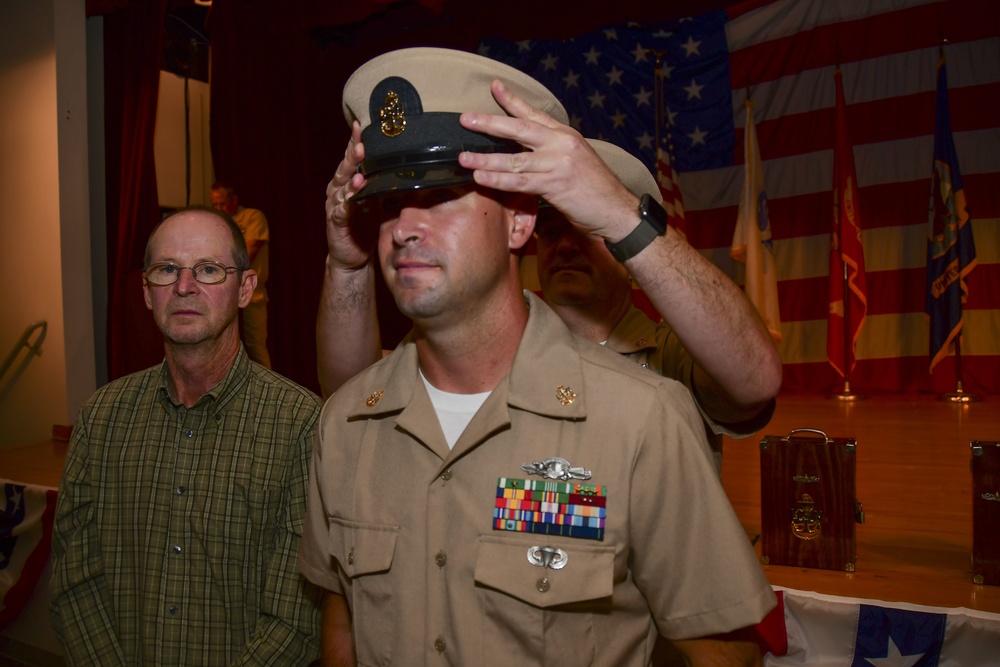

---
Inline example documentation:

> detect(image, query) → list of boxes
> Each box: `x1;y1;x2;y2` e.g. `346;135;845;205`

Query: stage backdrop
202;0;998;395
489;0;1000;396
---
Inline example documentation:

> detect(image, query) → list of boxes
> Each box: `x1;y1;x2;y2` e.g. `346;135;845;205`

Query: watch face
639;193;668;234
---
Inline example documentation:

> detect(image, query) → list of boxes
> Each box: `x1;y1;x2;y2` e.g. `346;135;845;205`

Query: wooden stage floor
3;392;998;614
721;391;1000;613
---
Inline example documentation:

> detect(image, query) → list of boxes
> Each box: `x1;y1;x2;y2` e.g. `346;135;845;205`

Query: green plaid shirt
51;347;322;665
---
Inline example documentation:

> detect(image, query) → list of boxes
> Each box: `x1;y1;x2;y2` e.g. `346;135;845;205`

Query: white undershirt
420;370;492;449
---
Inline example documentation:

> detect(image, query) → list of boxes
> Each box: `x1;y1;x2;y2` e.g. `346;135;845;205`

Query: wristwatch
604;193;668;263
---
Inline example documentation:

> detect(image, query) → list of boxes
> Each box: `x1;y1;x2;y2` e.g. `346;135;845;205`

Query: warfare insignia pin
379;91;406;137
365;390;384;407
555;385;577;405
521;457;591;481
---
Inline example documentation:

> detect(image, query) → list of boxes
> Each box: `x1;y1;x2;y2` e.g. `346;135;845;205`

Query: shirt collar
604;305;660;355
156;345;252;412
345;291;588;421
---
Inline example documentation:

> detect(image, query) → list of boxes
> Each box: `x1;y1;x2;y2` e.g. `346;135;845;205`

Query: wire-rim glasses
144;261;239;286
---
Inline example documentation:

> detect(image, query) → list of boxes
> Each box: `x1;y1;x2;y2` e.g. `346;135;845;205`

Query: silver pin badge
521;457;592;481
527;545;568;570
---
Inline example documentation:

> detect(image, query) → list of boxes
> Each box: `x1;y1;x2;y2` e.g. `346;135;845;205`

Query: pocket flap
328;517;399;577
474;535;615;608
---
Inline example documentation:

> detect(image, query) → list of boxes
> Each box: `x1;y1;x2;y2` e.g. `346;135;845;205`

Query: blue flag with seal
925;55;977;373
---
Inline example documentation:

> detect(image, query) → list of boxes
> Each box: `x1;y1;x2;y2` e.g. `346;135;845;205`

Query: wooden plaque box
971;440;1000;585
759;428;864;572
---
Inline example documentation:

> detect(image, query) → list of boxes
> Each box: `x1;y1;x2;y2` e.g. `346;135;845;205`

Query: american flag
479;12;733;233
0;481;57;630
482;0;1000;394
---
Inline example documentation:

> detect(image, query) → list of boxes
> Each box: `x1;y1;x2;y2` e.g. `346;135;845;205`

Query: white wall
155;71;213;208
0;0;95;449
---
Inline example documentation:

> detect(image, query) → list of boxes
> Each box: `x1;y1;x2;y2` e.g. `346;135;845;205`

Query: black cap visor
353;111;522;202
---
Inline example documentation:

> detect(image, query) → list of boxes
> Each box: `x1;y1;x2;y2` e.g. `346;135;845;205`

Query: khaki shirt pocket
328;517;399;667
475;534;615;607
474;535;615;666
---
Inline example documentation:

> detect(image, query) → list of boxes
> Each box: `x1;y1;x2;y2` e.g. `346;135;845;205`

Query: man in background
211;182;272;368
51;208;321;665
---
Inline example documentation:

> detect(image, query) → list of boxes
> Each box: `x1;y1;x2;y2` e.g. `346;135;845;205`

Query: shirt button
185;430;194;438
175;486;186;495
537;577;550;593
441;469;452;481
168;605;178;615
434;638;446;653
347;550;354;565
435;551;447;567
172;545;182;554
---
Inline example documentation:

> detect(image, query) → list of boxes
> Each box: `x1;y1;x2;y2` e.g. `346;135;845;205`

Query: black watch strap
604;193;668;263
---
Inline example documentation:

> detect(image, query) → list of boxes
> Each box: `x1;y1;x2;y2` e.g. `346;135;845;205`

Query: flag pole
832;258;862;401
930;37;978;404
940;339;979;403
829;50;862;402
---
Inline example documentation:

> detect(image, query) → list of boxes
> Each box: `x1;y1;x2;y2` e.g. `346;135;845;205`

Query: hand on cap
325;121;373;270
458;80;638;243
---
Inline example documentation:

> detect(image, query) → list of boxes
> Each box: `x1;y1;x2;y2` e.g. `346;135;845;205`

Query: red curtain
96;0;171;380
207;1;471;393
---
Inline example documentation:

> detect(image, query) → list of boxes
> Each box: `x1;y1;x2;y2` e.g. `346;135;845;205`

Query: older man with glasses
50;207;322;665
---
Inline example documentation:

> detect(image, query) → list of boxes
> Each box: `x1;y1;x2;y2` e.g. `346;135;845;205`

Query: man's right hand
325;121;373;271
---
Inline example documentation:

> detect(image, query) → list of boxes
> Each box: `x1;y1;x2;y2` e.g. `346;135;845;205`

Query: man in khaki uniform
211;182;272;368
317;137;780;473
299;47;775;666
314;100;781;482
533;139;776;470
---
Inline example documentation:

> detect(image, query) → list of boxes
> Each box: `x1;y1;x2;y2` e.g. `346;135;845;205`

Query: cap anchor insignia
379;91;406;137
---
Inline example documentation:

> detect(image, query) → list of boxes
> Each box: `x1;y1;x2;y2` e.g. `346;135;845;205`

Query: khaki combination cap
342;47;568;201
587;139;663;205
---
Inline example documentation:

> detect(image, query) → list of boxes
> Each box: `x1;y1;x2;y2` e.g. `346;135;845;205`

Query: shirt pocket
328;516;399;667
474;535;615;666
192;483;281;563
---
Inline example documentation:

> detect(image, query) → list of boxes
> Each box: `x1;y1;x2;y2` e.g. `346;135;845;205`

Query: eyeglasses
144;261;239;286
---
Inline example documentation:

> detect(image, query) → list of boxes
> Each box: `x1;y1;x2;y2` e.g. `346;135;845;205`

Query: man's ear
238;270;258;308
505;192;538;251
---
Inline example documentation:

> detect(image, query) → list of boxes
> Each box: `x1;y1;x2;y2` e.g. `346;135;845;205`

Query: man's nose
173;267;201;293
390;205;429;246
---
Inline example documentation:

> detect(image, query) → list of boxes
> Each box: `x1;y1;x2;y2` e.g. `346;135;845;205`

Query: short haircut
210;181;236;197
144;206;250;271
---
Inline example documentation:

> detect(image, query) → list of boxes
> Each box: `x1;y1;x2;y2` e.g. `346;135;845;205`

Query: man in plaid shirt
50;208;322;665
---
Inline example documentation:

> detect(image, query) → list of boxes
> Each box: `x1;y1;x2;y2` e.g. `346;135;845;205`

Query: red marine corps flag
827;66;868;382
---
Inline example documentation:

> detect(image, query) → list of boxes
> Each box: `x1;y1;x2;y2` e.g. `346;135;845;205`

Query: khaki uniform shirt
300;293;774;666
233;206;269;304
606;305;776;468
